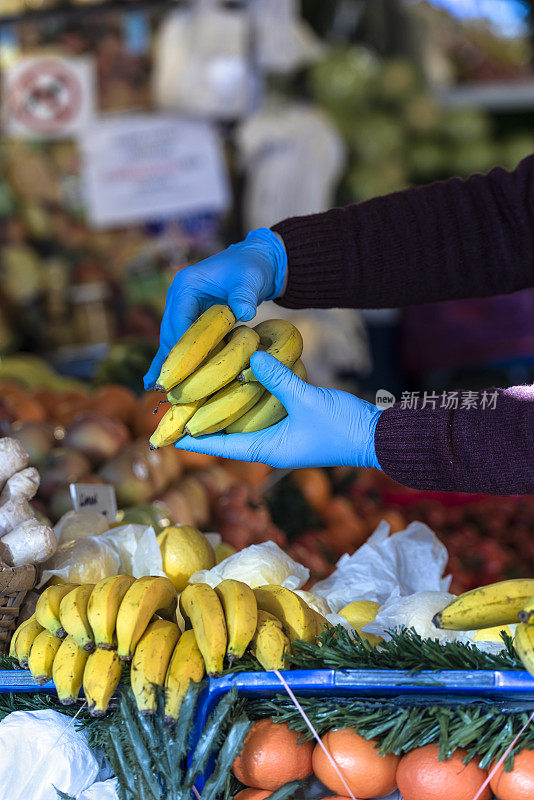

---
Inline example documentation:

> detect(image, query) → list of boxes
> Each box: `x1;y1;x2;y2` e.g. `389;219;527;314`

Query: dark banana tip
432;613;443;628
154;383;165;393
518;610;532;623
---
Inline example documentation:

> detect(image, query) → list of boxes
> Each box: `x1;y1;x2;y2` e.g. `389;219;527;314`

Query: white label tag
70;483;118;521
2;55;96;139
80;114;230;228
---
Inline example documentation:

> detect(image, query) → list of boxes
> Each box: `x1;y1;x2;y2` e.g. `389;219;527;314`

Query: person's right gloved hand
144;228;287;390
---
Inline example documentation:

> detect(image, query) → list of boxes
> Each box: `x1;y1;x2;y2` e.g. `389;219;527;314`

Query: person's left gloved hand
175;351;383;469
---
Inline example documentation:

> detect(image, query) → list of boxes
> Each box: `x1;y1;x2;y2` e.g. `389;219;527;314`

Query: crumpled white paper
78;777;120;800
0;709;99;800
40;524;164;586
313;522;451;613
189;541;309;590
364;591;457;644
457;623;518;655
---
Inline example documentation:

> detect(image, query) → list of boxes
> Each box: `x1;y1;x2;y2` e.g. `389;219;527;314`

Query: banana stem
153;399;168;414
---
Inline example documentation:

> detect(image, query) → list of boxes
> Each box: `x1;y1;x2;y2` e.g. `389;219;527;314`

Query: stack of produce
0;358;268;528
308;48;534;204
150;306;305;446
0;436;56;568
10;570;335;716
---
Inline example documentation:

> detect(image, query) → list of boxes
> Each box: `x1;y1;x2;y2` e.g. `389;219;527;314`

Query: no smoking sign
2;56;95;139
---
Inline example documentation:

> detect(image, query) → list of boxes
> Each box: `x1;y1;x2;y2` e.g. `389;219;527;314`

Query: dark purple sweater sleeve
272;157;534;494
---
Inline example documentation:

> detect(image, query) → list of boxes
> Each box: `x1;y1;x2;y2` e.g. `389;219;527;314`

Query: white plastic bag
313;522;451;613
0;709;99;800
40;537;121;586
105;524;165;579
54;511;109;545
40;524;164;586
190;541;309;590
78;778;120;800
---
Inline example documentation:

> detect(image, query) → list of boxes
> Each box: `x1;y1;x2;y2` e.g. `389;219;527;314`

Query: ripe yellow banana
227;359;307;433
253;586;316;643
83;646;122;716
130;619;180;715
179;583;227;676
35;584;78;639
250;610;290;671
164;629;205;721
52;635;90;705
59;584;95;651
167;340;226;404
10;615;44;667
116;576;177;660
28;629;62;685
87;574;136;650
518;593;534;623
515;622;534;677
186;380;265;437
155;305;235;392
432;579;534;631
239;320;303;383
149;400;203;449
168;326;260;404
215;579;257;662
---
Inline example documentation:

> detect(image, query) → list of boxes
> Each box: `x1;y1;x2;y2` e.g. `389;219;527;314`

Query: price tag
70;483;118;521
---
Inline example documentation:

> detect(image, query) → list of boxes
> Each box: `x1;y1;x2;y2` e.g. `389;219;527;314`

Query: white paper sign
70;483;118;521
2;55;95;138
80;114;230;228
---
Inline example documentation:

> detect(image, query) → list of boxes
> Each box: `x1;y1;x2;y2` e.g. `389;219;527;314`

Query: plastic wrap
365;590;457;644
313;521;451;612
0;709;99;800
54;510;110;545
40;524;164;586
190;540;309;590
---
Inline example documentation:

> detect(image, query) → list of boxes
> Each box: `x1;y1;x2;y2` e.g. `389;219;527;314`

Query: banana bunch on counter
11;575;179;717
432;577;534;675
10;578;331;718
150;305;306;448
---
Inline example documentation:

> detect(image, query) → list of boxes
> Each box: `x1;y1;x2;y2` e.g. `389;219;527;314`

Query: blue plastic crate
188;669;534;792
4;667;534;793
4;667;534;697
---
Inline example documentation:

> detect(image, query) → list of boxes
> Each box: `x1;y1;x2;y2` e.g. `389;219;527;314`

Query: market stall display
3;517;534;799
1;2;534;798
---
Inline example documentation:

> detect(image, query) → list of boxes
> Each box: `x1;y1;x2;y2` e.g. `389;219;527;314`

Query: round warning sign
4;57;94;138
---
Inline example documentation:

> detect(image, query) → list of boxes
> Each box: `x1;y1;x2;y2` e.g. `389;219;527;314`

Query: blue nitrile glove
175;351;384;469
144;228;287;390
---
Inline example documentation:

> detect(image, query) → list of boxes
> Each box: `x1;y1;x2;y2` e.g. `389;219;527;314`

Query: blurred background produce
1;0;534;594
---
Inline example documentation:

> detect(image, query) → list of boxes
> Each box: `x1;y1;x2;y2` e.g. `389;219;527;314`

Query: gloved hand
144;228;287;390
175;352;384;469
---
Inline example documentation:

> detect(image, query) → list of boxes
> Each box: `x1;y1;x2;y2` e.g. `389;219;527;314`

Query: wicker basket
0;565;38;655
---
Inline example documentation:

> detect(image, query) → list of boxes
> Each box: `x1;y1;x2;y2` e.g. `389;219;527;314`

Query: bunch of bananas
10;577;332;718
150;305;306;448
10;576;180;717
178;580;330;677
432;578;534;674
